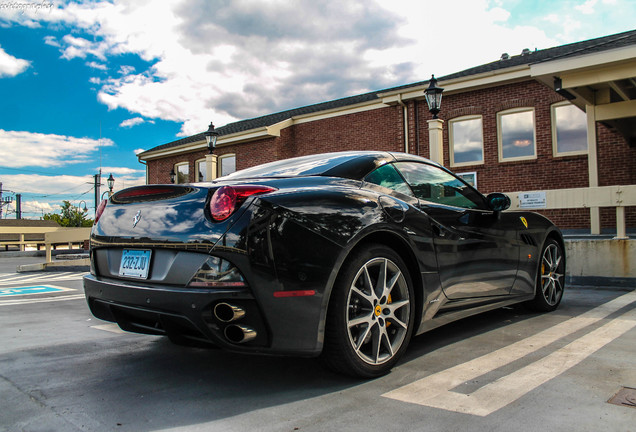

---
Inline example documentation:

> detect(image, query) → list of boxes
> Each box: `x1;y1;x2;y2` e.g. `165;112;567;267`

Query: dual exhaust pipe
213;302;256;344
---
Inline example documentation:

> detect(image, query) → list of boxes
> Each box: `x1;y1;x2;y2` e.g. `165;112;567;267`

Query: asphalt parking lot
1;255;635;431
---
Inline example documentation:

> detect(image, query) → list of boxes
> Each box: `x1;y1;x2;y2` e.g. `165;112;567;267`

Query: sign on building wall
457;172;477;188
519;192;547;209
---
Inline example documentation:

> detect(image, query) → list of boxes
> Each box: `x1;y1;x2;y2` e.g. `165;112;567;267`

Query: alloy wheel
540;243;564;306
346;257;410;365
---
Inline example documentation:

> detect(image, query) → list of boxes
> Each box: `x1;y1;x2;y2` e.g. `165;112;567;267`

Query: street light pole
204;122;220;181
107;173;115;197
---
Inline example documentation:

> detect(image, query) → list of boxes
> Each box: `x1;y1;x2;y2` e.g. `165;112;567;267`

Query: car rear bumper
83;274;324;356
84;274;271;352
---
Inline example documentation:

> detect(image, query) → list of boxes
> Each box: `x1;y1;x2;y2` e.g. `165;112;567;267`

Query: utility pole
94;173;101;216
15;194;21;219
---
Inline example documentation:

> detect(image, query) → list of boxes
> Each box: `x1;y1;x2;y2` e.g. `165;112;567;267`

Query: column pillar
586;105;600;234
427;118;444;165
205;154;218;181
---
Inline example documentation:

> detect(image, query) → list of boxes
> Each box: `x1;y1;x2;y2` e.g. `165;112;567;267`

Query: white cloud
86;61;107;70
100;166;144;175
0;45;30;77
1;173;97;217
60;35;108;60
2;199;55;219
2;0;632;138
133;148;146;155
43;35;60;48
1;169;145;218
575;0;597;14
24;200;55;214
119;117;145;128
118;65;135;75
0;129;114;168
1;173;93;196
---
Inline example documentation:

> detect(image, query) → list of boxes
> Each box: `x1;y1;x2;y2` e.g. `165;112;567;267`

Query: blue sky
0;0;634;218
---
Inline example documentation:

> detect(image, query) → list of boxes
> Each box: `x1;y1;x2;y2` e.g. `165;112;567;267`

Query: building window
195;158;206;182
449;116;484;166
174;162;189;184
218;154;236;177
497;108;536;162
552;102;587;156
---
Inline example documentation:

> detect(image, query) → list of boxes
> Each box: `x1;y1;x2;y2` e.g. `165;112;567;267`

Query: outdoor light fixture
169;169;176;184
79;200;88;213
425;75;444;119
107;173;115;193
204;122;219;153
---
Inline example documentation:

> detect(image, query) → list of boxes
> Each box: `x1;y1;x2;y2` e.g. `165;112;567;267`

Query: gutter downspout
397;94;409;154
137;158;148;185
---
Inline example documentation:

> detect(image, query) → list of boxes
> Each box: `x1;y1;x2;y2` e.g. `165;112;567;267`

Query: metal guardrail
507;185;636;239
0;227;91;263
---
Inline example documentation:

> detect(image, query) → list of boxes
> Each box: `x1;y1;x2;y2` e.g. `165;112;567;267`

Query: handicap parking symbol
0;286;71;297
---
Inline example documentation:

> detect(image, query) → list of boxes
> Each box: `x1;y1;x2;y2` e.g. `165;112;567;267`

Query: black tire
321;244;414;378
529;238;565;312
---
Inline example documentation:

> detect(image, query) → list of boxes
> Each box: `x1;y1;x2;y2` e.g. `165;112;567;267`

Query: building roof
141;29;636;157
0;219;60;227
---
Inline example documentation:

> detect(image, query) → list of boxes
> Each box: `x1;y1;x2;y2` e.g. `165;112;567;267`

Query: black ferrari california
83;151;565;377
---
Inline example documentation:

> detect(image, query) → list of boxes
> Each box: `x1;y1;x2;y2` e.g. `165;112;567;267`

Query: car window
364;163;414;197
393;162;486;209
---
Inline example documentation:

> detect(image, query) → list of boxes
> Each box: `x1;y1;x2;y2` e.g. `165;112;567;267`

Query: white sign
519;192;546;209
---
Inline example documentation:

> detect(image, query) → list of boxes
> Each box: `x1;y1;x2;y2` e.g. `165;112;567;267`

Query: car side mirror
486;193;511;212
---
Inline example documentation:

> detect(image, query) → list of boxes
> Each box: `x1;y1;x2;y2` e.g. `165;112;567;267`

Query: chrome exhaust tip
214;303;246;323
224;325;257;344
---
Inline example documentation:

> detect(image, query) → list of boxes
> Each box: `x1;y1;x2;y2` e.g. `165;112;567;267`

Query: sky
0;0;634;219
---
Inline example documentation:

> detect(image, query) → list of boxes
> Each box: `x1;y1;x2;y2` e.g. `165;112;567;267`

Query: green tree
44;201;93;227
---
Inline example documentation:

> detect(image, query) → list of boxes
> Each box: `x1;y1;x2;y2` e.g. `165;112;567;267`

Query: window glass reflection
176;163;189;184
197;160;206;182
554;104;587;154
364;163;413;196
219;155;236;177
499;110;535;160
450;117;483;165
394;162;486;209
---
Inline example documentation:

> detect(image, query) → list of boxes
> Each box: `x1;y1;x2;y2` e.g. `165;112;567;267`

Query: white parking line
0;271;85;286
383;290;636;416
91;324;126;334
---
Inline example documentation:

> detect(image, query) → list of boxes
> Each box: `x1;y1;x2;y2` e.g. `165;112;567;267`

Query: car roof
219;151;441;181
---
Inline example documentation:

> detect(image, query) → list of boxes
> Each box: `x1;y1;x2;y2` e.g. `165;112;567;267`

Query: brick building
138;30;636;233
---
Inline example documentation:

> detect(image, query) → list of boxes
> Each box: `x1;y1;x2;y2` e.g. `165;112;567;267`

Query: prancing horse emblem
133;210;142;228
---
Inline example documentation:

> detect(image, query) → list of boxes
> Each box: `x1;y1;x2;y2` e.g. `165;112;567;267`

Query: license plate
119;249;151;279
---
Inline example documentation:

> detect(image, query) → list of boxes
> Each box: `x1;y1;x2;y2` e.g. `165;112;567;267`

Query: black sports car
83;151;565;377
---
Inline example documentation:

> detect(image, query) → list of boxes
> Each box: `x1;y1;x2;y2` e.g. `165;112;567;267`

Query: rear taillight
94;199;107;225
209;185;276;222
